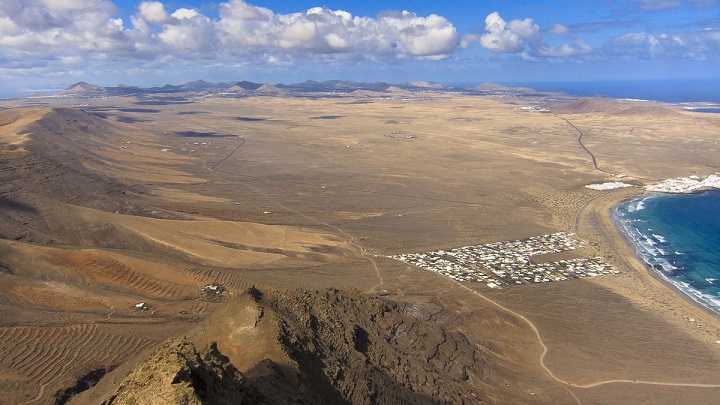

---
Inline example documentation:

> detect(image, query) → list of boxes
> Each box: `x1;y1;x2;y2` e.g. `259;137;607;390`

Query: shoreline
609;195;720;321
578;187;720;345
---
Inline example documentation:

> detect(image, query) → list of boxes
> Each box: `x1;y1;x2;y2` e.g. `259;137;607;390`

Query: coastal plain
1;89;719;404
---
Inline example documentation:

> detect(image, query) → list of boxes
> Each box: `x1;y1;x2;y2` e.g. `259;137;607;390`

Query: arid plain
1;88;720;404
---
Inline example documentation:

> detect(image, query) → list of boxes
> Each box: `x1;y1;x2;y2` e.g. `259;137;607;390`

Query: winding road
162;110;720;403
555;115;612;175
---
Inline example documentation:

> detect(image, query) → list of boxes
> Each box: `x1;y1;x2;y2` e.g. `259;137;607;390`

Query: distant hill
226;81;263;92
49;79;561;100
552;97;683;116
555;97;624;114
384;86;415;97
179;80;228;91
160;84;181;91
405;80;445;89
58;82;106;95
473;82;530;92
275;80;390;93
255;83;288;96
348;89;384;97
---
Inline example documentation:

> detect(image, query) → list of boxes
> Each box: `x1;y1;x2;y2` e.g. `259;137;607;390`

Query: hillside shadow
117;108;161;113
174;131;224;138
0;197;37;213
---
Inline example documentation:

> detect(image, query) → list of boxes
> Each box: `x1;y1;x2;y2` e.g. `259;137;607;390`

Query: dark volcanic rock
269;288;485;404
102;338;262;405
102;288;489;404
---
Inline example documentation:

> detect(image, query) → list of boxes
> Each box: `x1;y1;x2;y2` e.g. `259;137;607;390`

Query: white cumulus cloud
472;12;540;52
216;4;458;59
605;29;720;59
463;12;592;58
138;1;170;24
550;24;569;35
0;0;460;68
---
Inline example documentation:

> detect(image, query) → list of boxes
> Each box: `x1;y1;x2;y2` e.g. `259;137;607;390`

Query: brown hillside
96;288;493;404
554;97;624;114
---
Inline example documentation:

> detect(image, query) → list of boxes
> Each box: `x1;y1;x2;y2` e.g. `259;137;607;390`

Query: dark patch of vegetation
82;106;114;112
134;100;193;106
310;115;344;120
134;97;193;106
235;117;268;122
116;116;147;123
174;131;223;138
117;108;161;113
340;100;372;105
448;117;483;122
90;112;146;123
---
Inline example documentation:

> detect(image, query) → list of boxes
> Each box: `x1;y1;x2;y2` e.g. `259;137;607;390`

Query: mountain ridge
52;79;556;99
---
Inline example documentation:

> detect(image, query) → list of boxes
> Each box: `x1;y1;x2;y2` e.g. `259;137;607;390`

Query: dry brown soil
0;93;719;404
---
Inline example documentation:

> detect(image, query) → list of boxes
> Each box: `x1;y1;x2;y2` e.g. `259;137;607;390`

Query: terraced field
188;266;254;292
48;253;197;301
0;324;156;404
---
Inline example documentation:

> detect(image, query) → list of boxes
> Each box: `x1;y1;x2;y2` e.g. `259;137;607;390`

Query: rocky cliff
101;338;262;405
101;288;488;404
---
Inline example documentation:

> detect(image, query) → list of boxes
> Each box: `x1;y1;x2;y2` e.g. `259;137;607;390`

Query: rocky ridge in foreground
99;288;490;404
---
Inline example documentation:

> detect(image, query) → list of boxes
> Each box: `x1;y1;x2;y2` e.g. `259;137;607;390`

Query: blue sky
0;0;718;92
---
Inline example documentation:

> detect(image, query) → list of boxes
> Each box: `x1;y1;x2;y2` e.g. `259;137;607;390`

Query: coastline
609;195;720;320
578;188;720;345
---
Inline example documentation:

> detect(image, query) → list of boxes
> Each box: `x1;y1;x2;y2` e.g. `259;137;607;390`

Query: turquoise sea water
614;190;720;315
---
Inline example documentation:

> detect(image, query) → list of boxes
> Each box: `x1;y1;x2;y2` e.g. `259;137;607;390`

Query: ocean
614;190;720;315
502;78;720;104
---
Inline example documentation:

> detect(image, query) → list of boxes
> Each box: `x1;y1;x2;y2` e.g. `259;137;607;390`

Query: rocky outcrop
102;338;262;405
269;288;485;404
101;288;489;404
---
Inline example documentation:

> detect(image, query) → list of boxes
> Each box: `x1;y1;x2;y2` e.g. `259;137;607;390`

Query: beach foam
615;191;720;316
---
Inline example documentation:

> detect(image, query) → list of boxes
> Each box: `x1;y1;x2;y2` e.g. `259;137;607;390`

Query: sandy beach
580;189;720;345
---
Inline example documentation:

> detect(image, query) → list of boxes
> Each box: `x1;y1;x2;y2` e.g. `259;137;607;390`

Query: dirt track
1;93;719;404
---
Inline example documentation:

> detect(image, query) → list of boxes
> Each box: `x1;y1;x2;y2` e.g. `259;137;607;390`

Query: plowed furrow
9;342;38;371
165;285;180;299
16;328;72;375
83;257;189;299
191;300;208;314
98;335;132;364
13;344;48;374
188;266;251;292
29;346;72;382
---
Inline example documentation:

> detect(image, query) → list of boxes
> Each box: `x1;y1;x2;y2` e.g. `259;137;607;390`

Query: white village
390;232;618;288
